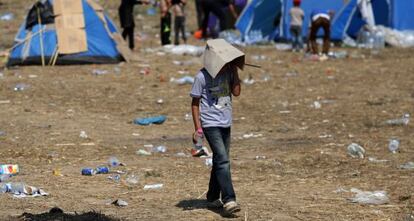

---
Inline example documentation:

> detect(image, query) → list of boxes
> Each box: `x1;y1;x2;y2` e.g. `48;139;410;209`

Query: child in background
172;0;187;45
160;0;172;45
289;0;304;52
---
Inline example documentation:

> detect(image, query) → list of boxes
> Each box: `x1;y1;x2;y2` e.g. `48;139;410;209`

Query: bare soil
0;0;413;220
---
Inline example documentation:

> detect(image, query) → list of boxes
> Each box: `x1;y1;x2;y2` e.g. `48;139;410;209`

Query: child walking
190;39;244;216
172;0;187;45
289;0;304;52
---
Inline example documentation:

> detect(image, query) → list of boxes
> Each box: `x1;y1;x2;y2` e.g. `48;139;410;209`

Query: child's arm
231;69;241;96
191;97;202;142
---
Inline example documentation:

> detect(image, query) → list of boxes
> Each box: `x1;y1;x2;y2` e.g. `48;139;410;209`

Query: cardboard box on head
202;39;245;78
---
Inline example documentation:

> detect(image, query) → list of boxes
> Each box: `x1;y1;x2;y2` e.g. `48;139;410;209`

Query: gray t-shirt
290;7;304;27
190;67;235;128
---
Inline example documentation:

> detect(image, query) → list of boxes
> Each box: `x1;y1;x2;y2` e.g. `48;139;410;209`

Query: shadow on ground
176;199;239;218
9;207;120;221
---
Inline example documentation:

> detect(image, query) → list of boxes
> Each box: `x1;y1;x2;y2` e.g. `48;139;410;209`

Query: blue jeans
290;25;303;50
203;127;236;204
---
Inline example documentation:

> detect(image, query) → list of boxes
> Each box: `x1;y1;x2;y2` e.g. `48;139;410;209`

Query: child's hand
192;131;198;144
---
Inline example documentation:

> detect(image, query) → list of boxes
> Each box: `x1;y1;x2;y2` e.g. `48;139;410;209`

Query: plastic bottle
152;146;167;153
0;183;8;193
143;183;163;190
191;129;208;157
8;182;26;194
194;128;203;150
347;143;365;158
385;113;410;126
126;174;139;185
0;174;11;182
108;157;120;167
388;139;399;154
13;83;29;91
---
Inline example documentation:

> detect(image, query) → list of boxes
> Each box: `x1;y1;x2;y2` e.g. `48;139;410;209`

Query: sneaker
223;201;241;215
207;199;223;208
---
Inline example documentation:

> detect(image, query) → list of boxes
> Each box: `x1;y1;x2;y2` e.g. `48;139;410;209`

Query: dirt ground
0;0;413;220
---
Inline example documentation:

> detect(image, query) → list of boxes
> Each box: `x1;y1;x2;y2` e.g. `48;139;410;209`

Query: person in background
195;0;204;30
172;0;187;45
289;0;304;52
309;9;333;56
119;0;149;50
160;0;172;45
199;0;238;39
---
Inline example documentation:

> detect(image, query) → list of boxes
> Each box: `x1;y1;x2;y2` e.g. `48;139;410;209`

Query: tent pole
36;6;45;67
7;29;42;52
48;45;58;66
52;47;59;66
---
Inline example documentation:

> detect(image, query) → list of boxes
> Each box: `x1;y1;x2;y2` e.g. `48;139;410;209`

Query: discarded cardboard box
86;0;104;11
56;28;87;54
54;0;83;16
55;14;85;29
202;39;245;78
112;33;131;62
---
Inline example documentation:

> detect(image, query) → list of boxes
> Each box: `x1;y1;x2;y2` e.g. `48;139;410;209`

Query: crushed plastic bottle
329;51;348;59
205;158;213;167
107;174;121;182
170;76;194;85
0;174;11;182
136;149;152;156
0;183;8;193
126;174;139;185
8;182;26;194
112;199;128;207
368;157;388;163
385;113;410;126
152;146;167;153
388;139;399;154
79;131;88;139
184;113;191;121
108;156;120;167
0;13;14;21
349;188;389;205
312;101;322;109
143;183;163;190
251;55;267;61
191;129;205;157
399;162;414;170
13;83;29;91
92;69;108;75
347;143;365;158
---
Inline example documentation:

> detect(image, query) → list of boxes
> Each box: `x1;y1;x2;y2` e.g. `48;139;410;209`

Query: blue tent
389;1;414;31
7;0;126;66
236;0;345;41
331;0;414;40
236;0;282;40
330;0;365;40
